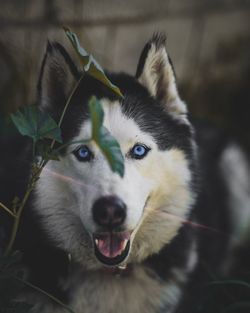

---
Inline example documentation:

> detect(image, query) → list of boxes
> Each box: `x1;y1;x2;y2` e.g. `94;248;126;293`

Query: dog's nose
92;196;126;229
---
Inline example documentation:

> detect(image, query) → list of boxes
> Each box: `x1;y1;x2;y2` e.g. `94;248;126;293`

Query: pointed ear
136;34;187;117
38;41;79;110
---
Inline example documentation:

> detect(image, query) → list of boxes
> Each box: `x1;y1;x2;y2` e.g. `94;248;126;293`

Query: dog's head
35;34;196;269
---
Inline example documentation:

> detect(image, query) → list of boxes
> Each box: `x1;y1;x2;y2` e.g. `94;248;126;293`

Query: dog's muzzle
92;196;131;266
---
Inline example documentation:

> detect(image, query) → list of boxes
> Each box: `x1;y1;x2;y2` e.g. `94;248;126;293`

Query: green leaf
64;27;123;98
98;127;125;177
11;106;62;144
88;96;124;177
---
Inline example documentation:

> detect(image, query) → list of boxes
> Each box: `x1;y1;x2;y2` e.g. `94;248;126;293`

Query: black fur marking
135;41;151;79
167;55;177;79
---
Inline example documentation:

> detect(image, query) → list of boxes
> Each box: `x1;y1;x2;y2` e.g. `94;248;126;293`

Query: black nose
92;196;126;229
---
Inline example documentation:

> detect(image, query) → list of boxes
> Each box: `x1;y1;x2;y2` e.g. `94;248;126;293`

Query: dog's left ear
37;41;79;111
136;34;187;117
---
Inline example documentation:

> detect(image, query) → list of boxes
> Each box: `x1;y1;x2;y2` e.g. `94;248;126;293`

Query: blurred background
0;0;250;153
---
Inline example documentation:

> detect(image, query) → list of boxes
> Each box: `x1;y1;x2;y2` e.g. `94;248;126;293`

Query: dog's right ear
135;34;187;118
38;41;79;111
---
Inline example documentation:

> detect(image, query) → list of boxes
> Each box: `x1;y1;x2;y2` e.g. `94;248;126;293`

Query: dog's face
35;35;196;269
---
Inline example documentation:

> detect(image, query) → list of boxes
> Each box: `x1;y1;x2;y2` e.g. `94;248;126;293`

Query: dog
1;34;250;313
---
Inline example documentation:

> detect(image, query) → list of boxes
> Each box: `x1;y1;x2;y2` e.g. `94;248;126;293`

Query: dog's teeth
122;239;128;251
118;264;127;270
95;239;99;246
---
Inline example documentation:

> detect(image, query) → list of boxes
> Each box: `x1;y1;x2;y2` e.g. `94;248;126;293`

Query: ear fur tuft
149;32;167;51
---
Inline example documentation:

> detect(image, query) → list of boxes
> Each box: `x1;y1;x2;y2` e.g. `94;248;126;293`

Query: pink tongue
95;232;129;258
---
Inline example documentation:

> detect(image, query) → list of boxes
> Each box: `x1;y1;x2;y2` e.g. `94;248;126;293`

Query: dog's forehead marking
102;98;156;148
74;98;156;150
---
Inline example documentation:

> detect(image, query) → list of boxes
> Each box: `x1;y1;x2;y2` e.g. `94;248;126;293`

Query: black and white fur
0;34;249;313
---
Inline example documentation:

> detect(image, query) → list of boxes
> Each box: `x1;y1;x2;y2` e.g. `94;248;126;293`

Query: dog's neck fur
21;223;197;313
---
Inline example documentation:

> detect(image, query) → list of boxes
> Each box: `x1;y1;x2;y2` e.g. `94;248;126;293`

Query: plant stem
4;166;43;256
0;202;16;218
14;276;76;313
50;74;84;150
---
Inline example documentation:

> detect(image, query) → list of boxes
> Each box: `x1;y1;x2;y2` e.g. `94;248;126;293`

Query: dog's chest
62;265;182;313
29;265;182;313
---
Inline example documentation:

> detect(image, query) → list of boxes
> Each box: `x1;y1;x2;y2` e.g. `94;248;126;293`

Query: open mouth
93;231;131;266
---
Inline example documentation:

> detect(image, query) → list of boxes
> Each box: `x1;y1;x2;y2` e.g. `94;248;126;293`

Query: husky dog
1;34;250;313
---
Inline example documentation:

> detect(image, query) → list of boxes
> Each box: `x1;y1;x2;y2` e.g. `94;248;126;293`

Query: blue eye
73;146;93;162
130;144;150;159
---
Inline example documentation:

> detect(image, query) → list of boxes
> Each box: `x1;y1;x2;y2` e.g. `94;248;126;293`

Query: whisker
155;208;233;239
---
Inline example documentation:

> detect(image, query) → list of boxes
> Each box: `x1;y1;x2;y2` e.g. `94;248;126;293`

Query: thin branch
0;202;16;218
50;74;84;150
4;166;43;256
